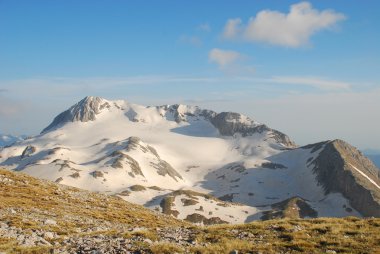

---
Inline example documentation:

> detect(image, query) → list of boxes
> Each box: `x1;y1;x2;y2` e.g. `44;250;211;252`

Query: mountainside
1;96;379;223
311;140;380;217
0;134;25;147
1;169;379;253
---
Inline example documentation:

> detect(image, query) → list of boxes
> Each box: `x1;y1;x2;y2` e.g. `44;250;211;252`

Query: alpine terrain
1;96;379;225
2;168;379;253
0;134;25;148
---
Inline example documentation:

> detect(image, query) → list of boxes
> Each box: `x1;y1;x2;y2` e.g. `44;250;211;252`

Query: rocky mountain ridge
310;140;380;217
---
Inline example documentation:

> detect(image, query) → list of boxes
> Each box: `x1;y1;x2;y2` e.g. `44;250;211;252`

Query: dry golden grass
0;169;185;229
190;217;380;253
150;243;184;254
1;169;380;253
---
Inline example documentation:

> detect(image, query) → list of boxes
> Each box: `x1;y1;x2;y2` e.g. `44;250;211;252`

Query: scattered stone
44;219;57;226
43;231;55;239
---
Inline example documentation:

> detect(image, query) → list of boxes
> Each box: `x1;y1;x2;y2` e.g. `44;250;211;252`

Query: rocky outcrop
311;139;380;217
110;151;144;177
210;112;258;136
21;145;36;158
261;162;287;169
158;104;216;123
101;137;183;182
125;136;183;181
209;112;296;147
261;196;318;220
41;96;111;133
185;213;228;225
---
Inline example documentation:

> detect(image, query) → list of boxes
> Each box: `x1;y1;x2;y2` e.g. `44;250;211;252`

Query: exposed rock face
210;112;295;147
185;213;228;225
91;170;104;178
41;96;111;133
267;128;297;148
150;160;182;181
21;145;36;158
261;162;287;169
261;196;318;220
155;104;296;147
125;136;183;181
102;137;182;182
311;139;380;217
110;150;144;177
166;104;188;123
210;112;258;136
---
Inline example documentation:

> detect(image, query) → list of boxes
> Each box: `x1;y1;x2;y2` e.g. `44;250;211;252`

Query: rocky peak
162;104;209;123
311;139;380;217
210;112;258;136
70;96;110;121
209;112;295;147
41;96;111;134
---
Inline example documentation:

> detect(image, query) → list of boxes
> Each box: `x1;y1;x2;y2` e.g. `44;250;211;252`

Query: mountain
310;140;380;217
1;96;379;223
0;134;25;147
2;168;379;253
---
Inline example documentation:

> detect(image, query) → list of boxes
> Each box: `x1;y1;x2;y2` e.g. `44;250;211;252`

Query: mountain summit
1;96;379;223
41;96;112;133
41;96;295;147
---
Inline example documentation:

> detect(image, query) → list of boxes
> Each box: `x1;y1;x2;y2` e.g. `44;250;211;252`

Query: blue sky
0;1;379;150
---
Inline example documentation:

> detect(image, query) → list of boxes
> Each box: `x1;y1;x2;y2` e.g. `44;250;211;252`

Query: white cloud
208;48;244;69
223;18;242;39
197;23;211;32
208;48;255;75
270;76;351;91
223;1;346;47
235;76;352;91
179;35;202;46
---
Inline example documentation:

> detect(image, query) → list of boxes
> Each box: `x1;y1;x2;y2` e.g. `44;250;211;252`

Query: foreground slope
0;96;379;222
1;169;379;254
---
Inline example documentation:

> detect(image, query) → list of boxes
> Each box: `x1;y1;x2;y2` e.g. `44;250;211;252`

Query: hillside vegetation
0;169;379;253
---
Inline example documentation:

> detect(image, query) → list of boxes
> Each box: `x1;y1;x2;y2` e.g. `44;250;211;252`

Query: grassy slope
0;168;186;253
0;169;379;254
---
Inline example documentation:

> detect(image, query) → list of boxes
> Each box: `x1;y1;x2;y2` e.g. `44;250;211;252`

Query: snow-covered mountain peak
41;96;115;133
2;96;380;222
